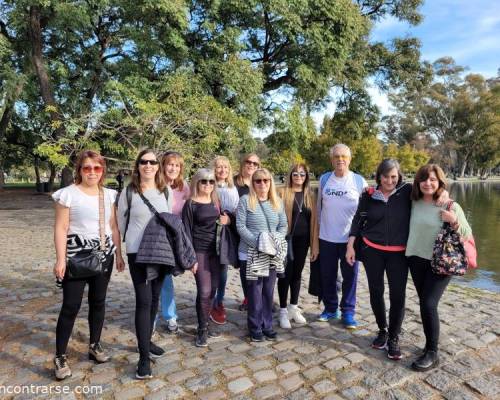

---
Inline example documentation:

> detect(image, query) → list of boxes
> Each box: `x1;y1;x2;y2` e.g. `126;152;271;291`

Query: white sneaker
279;308;292;329
288;304;307;324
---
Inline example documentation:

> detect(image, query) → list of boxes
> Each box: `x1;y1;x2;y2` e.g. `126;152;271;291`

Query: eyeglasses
253;178;270;184
81;165;103;174
292;172;307;178
245;160;260;167
139;159;159;166
199;179;215;185
332;155;350;160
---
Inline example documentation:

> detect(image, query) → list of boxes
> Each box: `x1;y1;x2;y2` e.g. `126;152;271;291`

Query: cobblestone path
0;190;499;399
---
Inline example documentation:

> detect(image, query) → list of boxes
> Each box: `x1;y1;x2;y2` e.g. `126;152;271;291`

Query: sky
311;0;500;125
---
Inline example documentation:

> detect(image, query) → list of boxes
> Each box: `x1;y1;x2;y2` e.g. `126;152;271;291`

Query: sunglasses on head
253;178;270;184
81;165;103;174
139;159;159;166
199;179;215;185
245;160;260;167
292;172;307;178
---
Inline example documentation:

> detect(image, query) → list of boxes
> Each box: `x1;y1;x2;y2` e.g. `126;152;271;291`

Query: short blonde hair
248;168;282;211
189;168;219;206
212;156;234;188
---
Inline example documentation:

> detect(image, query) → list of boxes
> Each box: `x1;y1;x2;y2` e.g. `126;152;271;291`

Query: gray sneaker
89;342;110;363
54;355;72;380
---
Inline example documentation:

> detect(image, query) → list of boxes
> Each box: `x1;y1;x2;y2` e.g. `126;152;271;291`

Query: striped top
236;195;288;256
216;183;240;213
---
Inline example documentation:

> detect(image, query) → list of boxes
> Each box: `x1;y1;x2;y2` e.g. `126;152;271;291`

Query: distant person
406;164;472;371
317;144;367;329
116;170;124;192
52;150;125;380
234;153;261;311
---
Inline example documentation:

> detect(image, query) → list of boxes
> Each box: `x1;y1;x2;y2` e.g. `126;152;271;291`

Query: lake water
449;181;500;292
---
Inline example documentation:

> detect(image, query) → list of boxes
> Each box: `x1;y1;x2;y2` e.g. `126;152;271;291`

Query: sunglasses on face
139;159;159;166
292;172;307;178
199;179;215;185
333;155;349;160
81;165;103;174
253;178;270;185
245;160;260;167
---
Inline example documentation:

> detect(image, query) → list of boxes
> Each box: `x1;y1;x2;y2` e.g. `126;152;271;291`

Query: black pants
362;246;408;338
278;236;309;308
56;255;113;356
128;254;166;360
194;252;220;329
408;256;451;351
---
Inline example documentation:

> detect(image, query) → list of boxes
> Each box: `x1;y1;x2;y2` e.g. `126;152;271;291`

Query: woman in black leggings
278;163;319;329
52;150;124;380
117;149;173;379
182;168;230;347
406;164;472;371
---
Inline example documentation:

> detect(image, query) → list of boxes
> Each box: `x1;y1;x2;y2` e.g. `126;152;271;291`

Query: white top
52;184;117;239
319;171;367;243
216;184;240;213
117;187;173;254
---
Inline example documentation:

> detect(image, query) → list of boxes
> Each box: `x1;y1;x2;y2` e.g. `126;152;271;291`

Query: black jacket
136;212;196;279
218;211;238;266
350;183;412;247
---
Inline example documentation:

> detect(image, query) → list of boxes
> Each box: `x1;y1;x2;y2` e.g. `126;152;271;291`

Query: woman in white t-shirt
52;150;124;381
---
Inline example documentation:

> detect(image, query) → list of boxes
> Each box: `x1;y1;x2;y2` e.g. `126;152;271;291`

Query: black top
350;183;412;247
234;175;250;197
182;200;220;253
290;191;311;240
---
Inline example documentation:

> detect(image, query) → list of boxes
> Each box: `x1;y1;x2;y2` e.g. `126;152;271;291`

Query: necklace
294;193;304;213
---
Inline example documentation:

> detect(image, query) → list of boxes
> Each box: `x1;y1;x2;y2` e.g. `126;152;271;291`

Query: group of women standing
51;147;473;382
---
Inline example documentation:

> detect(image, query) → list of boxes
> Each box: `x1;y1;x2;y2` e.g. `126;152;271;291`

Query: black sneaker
387;336;402;360
411;350;439;371
136;357;152;380
263;330;278;341
149;342;165;359
195;329;208;347
371;329;388;350
250;332;264;342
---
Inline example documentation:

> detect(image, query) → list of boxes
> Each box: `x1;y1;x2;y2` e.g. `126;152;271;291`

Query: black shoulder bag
67;189;107;279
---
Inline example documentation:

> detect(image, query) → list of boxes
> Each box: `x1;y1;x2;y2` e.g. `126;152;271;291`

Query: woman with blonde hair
209;156;239;324
278;163;319;328
182;168;230;346
234;153;261;311
236;168;288;341
156;151;190;334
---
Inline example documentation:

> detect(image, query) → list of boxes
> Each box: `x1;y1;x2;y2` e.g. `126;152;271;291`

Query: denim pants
213;264;228;306
319;240;358;315
159;275;177;321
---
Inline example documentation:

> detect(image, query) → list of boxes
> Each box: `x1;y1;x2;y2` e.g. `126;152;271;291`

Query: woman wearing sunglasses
52;150;125;380
209;156;240;325
278;163;319;329
155;151;190;335
117;149;173;379
234;153;260;311
182;168;230;347
236;168;288;342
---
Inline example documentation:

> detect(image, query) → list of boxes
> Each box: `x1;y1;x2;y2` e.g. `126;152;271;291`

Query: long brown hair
235;153;260;187
411;164;447;201
162;151;185;191
130;148;166;193
74;150;106;187
280;163;316;232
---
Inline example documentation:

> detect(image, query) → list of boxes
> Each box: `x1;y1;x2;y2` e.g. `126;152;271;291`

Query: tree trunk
48;163;56;191
0;166;5;190
61;166;73;188
34;157;41;184
459;160;467;178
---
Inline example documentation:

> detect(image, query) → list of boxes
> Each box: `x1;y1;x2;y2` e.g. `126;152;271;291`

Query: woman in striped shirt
236;168;288;342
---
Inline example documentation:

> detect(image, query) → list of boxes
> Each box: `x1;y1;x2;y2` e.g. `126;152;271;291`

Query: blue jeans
319;240;359;315
159;274;177;321
214;264;228;306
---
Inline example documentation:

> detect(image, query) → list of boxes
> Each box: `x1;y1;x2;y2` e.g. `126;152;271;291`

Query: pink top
171;182;190;216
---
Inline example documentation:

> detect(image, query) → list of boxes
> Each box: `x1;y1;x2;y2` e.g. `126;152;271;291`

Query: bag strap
139;192;162;219
258;201;272;232
122;185;133;241
98;189;106;251
442;200;454;228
